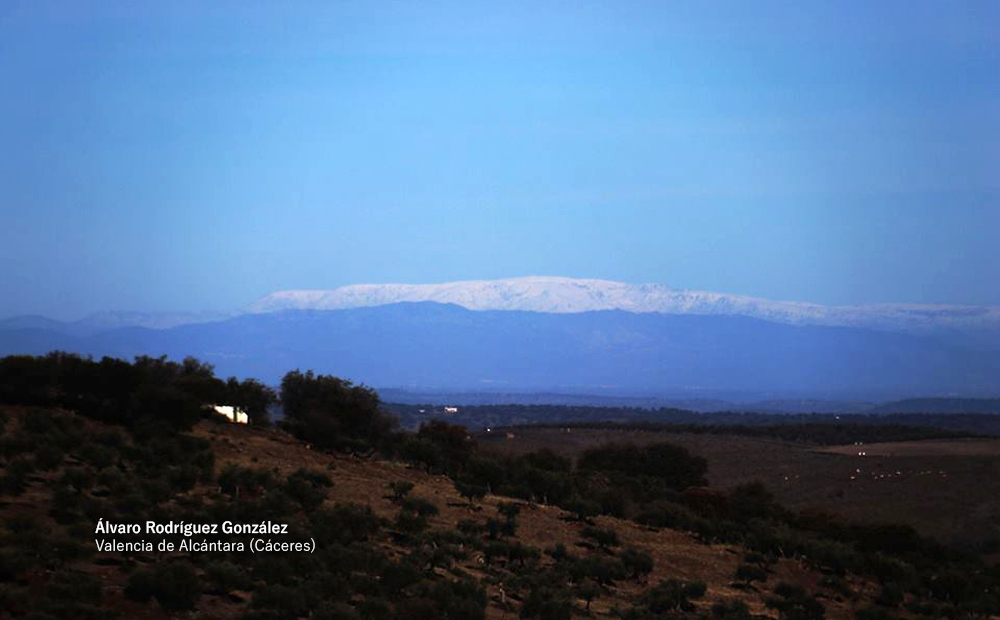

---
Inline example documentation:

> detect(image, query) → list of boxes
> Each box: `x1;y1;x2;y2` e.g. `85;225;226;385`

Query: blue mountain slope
0;302;997;399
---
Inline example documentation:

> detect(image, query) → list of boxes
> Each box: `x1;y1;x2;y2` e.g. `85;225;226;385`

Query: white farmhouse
210;405;249;424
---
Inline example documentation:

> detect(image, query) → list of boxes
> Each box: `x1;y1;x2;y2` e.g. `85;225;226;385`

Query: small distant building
210;404;249;424
443;406;459;414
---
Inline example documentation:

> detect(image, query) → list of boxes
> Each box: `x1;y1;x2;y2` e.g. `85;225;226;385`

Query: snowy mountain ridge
249;276;1000;333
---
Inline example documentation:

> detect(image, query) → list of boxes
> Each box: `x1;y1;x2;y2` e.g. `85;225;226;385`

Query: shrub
96;467;128;494
457;519;485;535
766;583;825;620
634;500;701;531
639;579;707;614
520;585;573;620
33;444;65;471
129;384;204;432
520;448;571;472
252;583;306;619
505;542;541;567
578;442;707;491
712;600;753;619
546;543;572;562
728;482;783;520
619;547;654;581
314;601;360;620
426;579;487;620
394;511;428;536
48;537;93;568
735;564;768;586
576;578;601;611
77;442;115;469
205;561;251;593
875;582;904;608
0;459;32;496
484;515;517;539
45;570;101;603
299;571;350;608
497;501;521;521
152;563;202;612
166;465;200;493
0;584;31;616
569;556;627;586
358;597;391;620
0;548;32;582
218;464;275;496
854;607;899;620
280;370;396;452
564;496;601;522
49;487;85;524
818;575;853;599
124;569;157;603
283;468;332;510
388;480;415;502
415;420;475;473
580;526;620;550
225;377;276;426
59;467;95;491
401;496;439;517
311;503;382;545
454;479;487;507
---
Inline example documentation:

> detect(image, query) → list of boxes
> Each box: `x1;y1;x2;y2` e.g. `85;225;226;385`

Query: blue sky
1;1;997;319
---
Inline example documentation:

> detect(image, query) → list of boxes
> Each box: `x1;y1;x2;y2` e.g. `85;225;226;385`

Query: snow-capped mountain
249;276;1000;334
4;277;1000;398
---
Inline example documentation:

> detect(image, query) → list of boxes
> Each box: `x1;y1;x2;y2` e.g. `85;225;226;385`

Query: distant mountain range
10;277;1000;337
250;277;1000;337
1;301;999;404
0;311;236;336
1;278;999;404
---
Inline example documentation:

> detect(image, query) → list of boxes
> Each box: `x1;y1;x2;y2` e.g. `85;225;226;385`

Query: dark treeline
0;351;276;431
389;403;1000;438
2;352;1000;619
0;353;493;620
518;421;981;446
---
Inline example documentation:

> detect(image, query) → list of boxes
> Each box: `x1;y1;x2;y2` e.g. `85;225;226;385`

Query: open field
818;439;1000;457
480;428;1000;552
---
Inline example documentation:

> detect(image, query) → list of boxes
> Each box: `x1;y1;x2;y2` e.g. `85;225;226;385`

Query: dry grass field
479;428;1000;552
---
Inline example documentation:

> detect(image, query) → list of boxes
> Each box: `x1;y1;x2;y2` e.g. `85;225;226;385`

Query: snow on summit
249;277;1000;334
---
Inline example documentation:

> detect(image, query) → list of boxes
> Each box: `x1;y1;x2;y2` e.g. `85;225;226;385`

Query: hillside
0;406;905;620
2;353;999;620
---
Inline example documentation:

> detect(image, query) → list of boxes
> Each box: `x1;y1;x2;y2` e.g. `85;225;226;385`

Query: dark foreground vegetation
1;352;999;619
